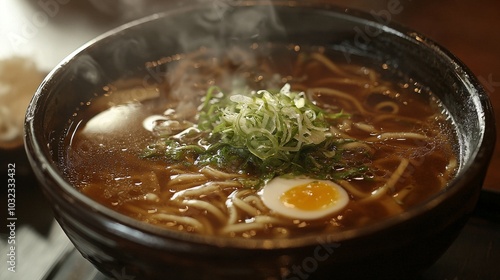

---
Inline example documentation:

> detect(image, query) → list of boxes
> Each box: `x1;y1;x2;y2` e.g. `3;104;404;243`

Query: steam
84;1;287;124
87;0;176;21
160;1;286;119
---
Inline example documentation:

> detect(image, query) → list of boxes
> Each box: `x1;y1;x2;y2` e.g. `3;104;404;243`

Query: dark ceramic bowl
25;2;495;279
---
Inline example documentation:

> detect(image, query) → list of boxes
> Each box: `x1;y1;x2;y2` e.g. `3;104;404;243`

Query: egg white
260;177;349;220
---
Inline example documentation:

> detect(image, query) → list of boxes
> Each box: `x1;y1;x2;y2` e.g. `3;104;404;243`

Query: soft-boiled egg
260;177;349;220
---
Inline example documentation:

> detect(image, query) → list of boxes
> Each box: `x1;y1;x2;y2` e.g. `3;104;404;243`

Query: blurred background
1;0;499;279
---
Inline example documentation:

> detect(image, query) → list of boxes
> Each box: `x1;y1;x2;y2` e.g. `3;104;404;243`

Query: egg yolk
280;181;339;211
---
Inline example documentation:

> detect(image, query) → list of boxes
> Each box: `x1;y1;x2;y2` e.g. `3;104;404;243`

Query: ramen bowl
25;2;495;279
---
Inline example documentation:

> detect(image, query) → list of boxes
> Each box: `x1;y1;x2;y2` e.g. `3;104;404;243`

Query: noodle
310;52;367;79
386;158;410;192
220;221;267;235
309;87;370;114
171;181;239;200
392;185;414;205
381;196;405;214
368;132;429;141
167;174;208;187
363;158;410;202
152;213;206;232
227;202;239;225
180;199;227;224
232;197;261;216
353;122;378;133
201;166;243;179
221;216;289;235
242;195;268;212
312;77;371;88
373;114;425;125
144;193;160;202
337;180;370;198
374;101;400;114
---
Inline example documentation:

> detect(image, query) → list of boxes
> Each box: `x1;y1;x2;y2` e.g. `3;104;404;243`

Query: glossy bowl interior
25;2;495;279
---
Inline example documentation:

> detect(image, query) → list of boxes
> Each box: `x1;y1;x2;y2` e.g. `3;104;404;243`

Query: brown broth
60;45;458;238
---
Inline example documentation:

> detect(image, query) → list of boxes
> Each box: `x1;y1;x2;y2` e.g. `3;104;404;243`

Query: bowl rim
25;1;496;250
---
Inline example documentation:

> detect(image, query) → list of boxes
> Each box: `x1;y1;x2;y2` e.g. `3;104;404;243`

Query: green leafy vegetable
199;84;331;160
143;84;369;188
